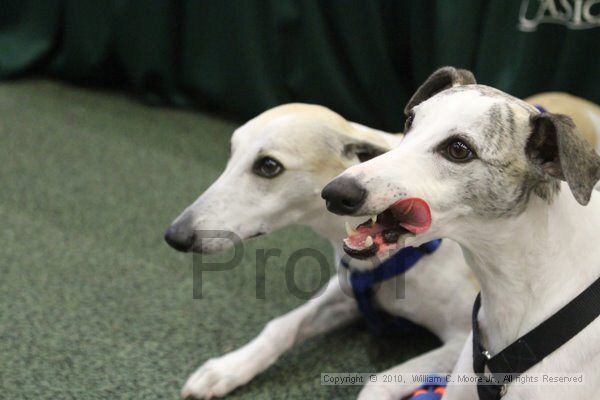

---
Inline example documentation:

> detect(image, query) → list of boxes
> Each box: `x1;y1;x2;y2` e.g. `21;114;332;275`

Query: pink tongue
389;198;431;234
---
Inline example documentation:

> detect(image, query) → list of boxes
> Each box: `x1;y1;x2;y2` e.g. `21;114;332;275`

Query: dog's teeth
370;215;377;224
345;222;356;236
397;236;407;248
365;235;374;247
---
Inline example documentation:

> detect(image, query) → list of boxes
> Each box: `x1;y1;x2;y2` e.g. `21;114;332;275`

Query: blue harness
341;239;442;334
409;374;448;400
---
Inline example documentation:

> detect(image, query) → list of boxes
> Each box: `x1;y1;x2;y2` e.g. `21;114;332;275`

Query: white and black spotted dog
322;67;600;399
165;104;476;399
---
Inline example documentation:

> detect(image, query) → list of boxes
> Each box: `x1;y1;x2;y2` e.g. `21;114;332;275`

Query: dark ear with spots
404;66;476;115
343;141;389;163
527;113;600;205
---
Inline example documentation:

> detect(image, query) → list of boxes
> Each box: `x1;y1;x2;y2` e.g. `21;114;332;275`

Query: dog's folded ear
343;141;389;163
527;112;600;205
404;66;476;115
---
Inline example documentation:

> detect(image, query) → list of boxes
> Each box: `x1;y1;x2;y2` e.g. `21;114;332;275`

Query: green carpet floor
0;80;437;399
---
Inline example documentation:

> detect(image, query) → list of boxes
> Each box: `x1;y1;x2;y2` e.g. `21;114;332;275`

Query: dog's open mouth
343;198;432;259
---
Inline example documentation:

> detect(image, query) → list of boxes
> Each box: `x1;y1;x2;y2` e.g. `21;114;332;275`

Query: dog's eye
442;139;476;163
253;156;284;178
404;113;414;133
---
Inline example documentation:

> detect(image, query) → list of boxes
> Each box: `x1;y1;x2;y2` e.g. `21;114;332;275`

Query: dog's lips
247;232;266;239
342;198;432;259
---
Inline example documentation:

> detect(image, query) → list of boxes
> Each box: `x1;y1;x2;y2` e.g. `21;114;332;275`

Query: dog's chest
373;268;454;334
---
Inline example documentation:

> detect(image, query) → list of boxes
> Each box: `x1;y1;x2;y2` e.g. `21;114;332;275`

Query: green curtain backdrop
1;0;599;130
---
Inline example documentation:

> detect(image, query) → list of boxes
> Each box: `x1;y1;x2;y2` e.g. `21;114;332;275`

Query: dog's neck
456;184;600;355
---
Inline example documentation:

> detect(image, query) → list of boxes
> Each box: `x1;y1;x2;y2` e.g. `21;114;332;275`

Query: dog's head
322;67;600;259
164;103;393;253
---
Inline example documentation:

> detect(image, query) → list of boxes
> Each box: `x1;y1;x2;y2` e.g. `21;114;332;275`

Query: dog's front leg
357;337;466;400
181;274;359;399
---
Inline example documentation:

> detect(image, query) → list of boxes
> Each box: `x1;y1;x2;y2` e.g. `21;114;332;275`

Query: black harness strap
472;294;503;400
472;276;600;399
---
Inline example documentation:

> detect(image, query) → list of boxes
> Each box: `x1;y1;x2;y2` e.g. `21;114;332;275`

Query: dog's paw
181;358;246;399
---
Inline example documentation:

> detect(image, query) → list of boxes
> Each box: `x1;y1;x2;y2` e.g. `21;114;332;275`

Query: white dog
322;67;600;399
165;104;477;399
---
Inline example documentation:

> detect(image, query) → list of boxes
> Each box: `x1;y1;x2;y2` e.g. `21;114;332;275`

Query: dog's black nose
321;176;367;215
164;224;195;252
